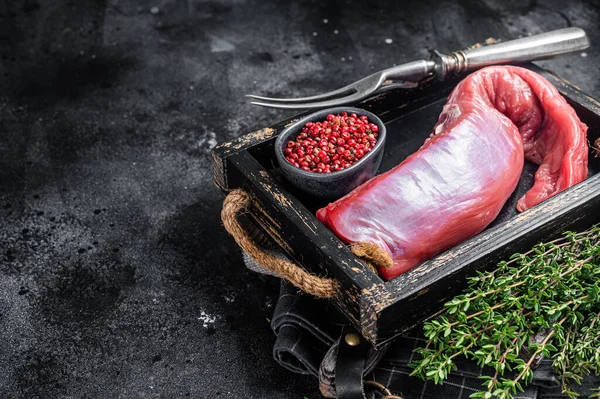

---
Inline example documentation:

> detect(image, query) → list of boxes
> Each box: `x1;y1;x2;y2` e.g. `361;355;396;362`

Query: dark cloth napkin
239;227;596;398
271;281;597;399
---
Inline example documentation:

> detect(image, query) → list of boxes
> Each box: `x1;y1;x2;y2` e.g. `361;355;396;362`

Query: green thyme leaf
410;225;600;399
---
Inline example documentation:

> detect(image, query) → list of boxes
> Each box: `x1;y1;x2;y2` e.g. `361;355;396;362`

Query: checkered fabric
239;231;599;399
270;280;598;399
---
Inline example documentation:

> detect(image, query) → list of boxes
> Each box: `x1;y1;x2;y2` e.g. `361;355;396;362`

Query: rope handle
221;189;340;298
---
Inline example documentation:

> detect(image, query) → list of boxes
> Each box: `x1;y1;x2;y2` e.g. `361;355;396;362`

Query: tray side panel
225;151;387;341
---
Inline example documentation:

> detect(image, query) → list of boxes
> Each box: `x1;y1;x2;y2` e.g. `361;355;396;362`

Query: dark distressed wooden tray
212;63;600;348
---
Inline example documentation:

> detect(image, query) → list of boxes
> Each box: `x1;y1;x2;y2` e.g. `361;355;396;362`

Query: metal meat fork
247;27;590;110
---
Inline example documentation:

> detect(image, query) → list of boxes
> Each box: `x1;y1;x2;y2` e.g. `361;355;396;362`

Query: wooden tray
212;63;600;348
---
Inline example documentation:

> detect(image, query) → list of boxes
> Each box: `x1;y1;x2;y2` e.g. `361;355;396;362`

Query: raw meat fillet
316;66;588;281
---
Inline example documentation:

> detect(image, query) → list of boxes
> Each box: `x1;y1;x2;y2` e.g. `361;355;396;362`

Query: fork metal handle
382;60;436;82
246;27;590;110
433;27;590;80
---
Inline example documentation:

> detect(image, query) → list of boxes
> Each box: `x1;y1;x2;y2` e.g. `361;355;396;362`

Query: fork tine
246;85;356;104
249;91;369;110
247;72;388;109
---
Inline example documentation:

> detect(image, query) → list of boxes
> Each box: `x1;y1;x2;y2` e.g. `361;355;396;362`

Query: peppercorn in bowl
274;107;386;200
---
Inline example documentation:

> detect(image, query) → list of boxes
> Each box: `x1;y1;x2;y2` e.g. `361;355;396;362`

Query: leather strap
335;327;369;399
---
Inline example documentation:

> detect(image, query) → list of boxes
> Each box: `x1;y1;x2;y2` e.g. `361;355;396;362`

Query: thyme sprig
410;225;600;399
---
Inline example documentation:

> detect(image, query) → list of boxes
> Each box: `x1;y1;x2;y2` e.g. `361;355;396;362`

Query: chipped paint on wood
256;169;323;233
263;182;293;209
260;221;293;253
256;178;319;235
211;150;227;189
249;221;292;256
334;282;363;328
361;319;378;344
214;127;277;154
587;96;600;111
232;127;276;149
284;119;299;128
253;200;282;231
360;283;392;345
362;282;393;314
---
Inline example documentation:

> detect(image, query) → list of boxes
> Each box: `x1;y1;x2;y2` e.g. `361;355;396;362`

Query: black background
0;0;599;398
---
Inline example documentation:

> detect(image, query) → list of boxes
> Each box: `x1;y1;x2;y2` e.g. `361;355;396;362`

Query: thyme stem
410;226;600;399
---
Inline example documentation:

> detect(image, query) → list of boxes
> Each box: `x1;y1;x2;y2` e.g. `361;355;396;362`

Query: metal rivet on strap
344;332;361;346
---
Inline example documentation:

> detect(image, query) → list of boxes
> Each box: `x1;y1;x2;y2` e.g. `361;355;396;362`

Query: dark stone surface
0;0;598;398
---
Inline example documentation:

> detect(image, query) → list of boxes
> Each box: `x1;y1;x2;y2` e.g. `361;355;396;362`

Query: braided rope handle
221;189;340;298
